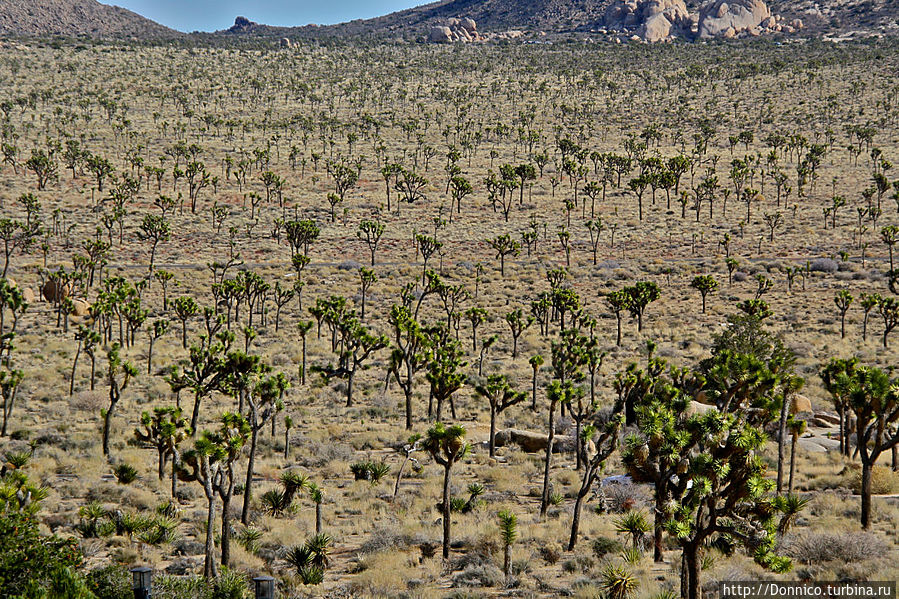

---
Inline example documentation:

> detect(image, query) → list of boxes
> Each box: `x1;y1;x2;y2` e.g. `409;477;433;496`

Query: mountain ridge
0;0;178;38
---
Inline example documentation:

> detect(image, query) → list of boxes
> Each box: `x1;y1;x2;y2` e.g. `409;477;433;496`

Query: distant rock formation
698;0;769;38
602;0;802;42
604;0;691;42
428;17;524;43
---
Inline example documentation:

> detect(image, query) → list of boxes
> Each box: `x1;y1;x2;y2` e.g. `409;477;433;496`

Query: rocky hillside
0;0;178;38
221;0;897;40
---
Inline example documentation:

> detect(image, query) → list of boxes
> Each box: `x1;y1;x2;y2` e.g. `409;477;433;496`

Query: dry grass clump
845;464;899;495
782;531;889;565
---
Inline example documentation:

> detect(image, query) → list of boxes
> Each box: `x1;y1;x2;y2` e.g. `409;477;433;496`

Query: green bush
592;536;624;559
0;511;85;593
87;563;131;599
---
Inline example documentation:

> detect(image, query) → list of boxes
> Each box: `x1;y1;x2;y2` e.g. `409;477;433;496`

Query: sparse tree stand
423;422;470;560
101;343;137;458
690;275;718;314
475;374;526;457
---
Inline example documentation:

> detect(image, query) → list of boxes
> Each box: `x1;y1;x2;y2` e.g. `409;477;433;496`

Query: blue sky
109;0;426;32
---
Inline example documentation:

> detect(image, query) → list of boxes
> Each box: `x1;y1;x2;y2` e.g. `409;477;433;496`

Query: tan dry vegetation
0;37;898;598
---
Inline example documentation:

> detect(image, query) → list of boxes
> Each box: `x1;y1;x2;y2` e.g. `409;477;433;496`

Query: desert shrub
603;482;650;513
592;537;624;559
538;544;561;565
349;461;390;483
114;463;138;484
87;563;131;599
452;564;504;588
153;574;212;599
0;511;85;593
563;555;595;573
211;566;249;599
782;531;888;564
847;465;899;494
808;258;838;273
358;527;423;554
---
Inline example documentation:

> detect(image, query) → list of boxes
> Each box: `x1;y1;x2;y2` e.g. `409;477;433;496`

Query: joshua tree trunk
221;493;233;566
539;400;557;518
203;487;218;579
682;542;701;599
861;461;873;529
776;395;789;494
69;343;82;396
171;453;179;498
489;405;497;458
788;434;798;493
315;502;322;535
441;463;452;559
241;427;259;525
531;369;538;411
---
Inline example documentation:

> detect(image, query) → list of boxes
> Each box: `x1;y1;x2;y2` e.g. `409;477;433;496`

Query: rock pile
429;17;482;42
602;0;804;42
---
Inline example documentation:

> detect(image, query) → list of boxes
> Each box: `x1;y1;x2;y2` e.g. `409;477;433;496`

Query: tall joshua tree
102;343;137;457
690;275;718;314
423;422;469;560
180;412;250;577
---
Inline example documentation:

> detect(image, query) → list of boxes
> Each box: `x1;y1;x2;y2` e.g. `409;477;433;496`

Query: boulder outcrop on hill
698;0;770;38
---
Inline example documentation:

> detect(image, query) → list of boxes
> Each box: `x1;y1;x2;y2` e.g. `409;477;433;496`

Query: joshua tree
827;364;899;529
179;411;250;577
878;296;899;348
147;319;169;375
463;306;487;353
834;290;853;338
504;308;533;359
241;372;289;525
690;275;718;314
568;390;624;550
882;225;898;273
487;233;520;278
24;149;57;190
0;364;23;438
358;267;377;322
426;325;467;422
725;257;739;286
357;220;385;266
307;482;324;534
624;281;661;332
172;296;200;349
475;374;526;457
423;422;470;559
541;380;579;517
415;234;442;284
168;328;233;433
134;406;191;496
70;325;100;395
315;308;388;407
101;343;137;457
137;214;170;284
449;175;473;217
498;510;517;582
393;433;423;499
154;270;176;311
606;290;629;346
860;293;879;342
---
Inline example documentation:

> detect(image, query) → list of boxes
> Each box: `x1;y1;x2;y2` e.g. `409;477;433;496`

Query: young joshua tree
504;308;533;358
475;374;527;457
449;175;473;218
487;233;521;278
415;233;442;284
624;281;661;332
606;289;629;346
102;342;138;457
878;296;899;348
834;290;853;338
860;293;879;342
297;320;313;384
423;422;470;560
357;219;385;266
725;257;739;286
689;275;718;314
498;510;517;582
172;295;200;349
70;325;100;395
147;318;169;375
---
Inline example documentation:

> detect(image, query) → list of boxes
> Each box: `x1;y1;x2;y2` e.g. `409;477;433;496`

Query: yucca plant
450;497;468;512
305;533;332;570
548;492;564;507
774;494;809;536
4;450;30;470
497;509;517;581
297;565;323;586
621;547;642;564
235;526;263;554
156;499;181;519
113;463;138;484
260;489;286;516
139;516;179;546
368;462;391;483
279;470;309;512
600;564;638;599
76;501;107;538
614;510;650;550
